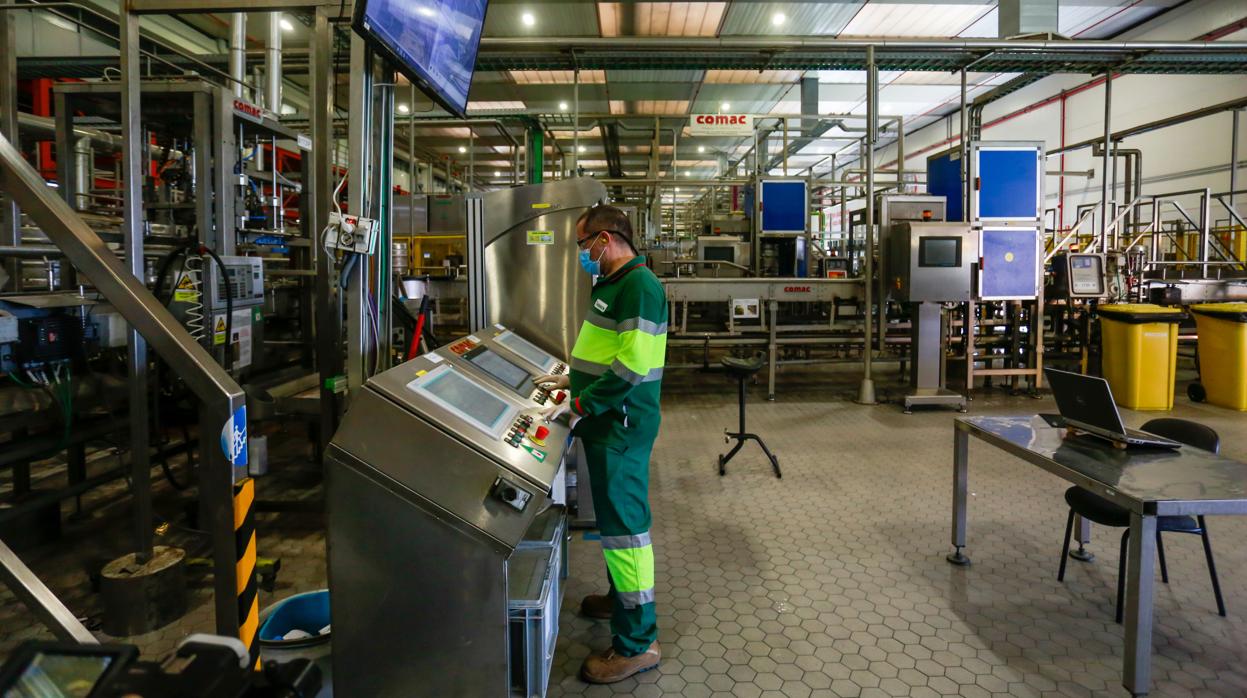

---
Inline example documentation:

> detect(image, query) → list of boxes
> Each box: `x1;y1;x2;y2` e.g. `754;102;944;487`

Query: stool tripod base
719;431;781;479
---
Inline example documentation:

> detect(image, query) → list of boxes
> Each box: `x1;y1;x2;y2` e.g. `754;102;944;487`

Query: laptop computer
1043;368;1182;448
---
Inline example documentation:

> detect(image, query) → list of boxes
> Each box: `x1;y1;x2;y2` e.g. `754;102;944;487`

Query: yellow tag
213;316;227;345
173;273;197;302
531;202;552;209
416;370;427;377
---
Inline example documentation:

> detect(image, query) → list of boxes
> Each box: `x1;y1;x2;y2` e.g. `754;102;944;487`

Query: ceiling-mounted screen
353;0;488;117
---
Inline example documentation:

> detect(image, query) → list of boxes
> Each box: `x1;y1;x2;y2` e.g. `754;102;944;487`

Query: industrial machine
326;326;570;697
696;235;751;277
890;222;978;412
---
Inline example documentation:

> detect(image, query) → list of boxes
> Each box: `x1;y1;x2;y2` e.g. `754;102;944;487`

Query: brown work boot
580;642;661;684
579;593;613;619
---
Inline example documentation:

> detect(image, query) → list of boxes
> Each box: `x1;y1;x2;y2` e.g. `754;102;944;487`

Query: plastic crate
508;544;561;698
519;505;568;581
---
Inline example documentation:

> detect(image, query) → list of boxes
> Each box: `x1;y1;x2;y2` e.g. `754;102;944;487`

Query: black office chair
1057;418;1226;622
718;355;781;479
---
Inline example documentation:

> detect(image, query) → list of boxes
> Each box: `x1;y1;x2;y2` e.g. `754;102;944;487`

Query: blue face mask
578;249;600;276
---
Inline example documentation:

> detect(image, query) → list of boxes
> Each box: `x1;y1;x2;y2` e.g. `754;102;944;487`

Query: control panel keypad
504;414;534;447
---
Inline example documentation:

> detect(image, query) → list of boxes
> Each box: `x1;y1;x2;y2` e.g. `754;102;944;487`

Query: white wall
874;0;1247;229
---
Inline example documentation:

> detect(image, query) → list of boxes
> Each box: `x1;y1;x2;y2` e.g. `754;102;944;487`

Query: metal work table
948;415;1247;697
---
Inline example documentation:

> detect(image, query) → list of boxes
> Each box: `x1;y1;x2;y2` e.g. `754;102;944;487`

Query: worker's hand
539;402;570;424
533;373;570;390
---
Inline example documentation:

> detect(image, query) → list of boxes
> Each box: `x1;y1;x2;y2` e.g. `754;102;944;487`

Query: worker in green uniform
536;204;667;684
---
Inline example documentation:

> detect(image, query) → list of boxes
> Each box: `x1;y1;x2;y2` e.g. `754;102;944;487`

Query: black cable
198;245;235;372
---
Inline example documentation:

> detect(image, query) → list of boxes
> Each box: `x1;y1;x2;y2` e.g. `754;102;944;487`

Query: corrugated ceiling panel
841;4;992;38
467;101;526;111
704;69;804;84
598;2;726;37
606;69;705;83
720;2;864;36
484;2;600;37
1074;5;1169;38
510;70;606;84
608;100;690;115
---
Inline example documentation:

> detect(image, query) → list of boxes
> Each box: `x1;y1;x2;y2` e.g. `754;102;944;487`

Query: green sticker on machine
526;230;554;246
212;315;227;345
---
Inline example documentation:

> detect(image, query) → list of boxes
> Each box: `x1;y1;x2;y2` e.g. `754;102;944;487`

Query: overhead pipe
17;112;184;160
480;36;1247;52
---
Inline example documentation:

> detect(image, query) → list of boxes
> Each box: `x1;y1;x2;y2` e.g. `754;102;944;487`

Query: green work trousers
583;438;658;656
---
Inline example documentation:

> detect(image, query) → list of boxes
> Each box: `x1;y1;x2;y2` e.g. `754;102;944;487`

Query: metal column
857;46;878;405
230;13;247;99
119;8;153;565
0;10;17;290
310;6;340;453
1100;73;1112;250
265;12;282;113
346;35;372;394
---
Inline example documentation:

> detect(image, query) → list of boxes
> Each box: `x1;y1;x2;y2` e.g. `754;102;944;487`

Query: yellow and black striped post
233;477;261;670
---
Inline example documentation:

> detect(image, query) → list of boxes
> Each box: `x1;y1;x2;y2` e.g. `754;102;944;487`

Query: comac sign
689;113;754;136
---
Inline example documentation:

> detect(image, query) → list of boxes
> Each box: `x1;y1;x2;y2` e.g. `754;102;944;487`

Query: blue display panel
926;150;964;222
355;0;488;116
980;228;1039;300
760;180;807;233
976;148;1040;220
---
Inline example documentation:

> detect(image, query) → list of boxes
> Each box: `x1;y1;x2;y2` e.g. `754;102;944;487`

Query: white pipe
229;14;246;99
266;13;282;112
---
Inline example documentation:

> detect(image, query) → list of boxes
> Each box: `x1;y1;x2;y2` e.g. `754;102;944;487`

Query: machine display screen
353;0;487;117
465;347;531;393
918;237;962;268
1069;255;1105;295
409;366;511;435
703;246;735;263
493;331;556;372
6;651;112;697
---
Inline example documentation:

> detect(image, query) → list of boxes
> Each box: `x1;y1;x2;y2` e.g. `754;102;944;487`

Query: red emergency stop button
553;391;567;404
534;425;550;441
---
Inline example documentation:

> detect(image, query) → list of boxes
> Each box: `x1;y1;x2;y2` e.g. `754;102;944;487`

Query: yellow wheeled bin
1190;303;1247;411
1098;304;1187;411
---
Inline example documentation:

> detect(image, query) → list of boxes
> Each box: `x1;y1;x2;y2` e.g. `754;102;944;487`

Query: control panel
325;211;379;255
532;362;569;406
204;255;265;312
447;333;566;407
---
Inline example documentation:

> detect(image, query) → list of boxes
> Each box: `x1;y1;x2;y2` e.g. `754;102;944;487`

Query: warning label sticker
173;273;197;302
213;315;227;345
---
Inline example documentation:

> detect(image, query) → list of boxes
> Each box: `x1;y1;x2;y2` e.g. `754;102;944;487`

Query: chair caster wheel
903;409;913;415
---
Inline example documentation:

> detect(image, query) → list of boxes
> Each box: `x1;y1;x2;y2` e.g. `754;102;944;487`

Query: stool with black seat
718;356;781;479
1056;418;1227;623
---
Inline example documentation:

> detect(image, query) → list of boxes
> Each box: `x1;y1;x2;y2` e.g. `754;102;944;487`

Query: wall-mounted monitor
353;0;488;117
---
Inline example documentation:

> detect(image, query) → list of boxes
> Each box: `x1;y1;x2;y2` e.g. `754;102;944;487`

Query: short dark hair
579;204;636;251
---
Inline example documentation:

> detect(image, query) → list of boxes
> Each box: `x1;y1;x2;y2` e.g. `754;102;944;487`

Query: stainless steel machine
326;325;572;697
470;177;607;360
889;222;978;413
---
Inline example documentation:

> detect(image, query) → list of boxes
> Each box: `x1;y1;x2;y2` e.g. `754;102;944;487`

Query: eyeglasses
576;230;620;248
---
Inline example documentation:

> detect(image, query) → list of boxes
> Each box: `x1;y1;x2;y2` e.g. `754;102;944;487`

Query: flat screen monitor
493;330;557;373
919;236;962;268
407;365;513;437
353;0;488;117
465;346;531;393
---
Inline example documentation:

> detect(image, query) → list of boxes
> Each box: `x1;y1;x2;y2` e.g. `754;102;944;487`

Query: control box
326;212;379;255
204;255;265;312
1050;252;1107;299
889;222;978;303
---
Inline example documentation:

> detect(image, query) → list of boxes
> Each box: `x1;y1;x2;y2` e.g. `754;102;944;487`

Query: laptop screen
1044;368;1127;435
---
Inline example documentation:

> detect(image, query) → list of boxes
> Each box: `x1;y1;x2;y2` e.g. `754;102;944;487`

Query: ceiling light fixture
578;145;586;152
397;103;410;114
458;146;467;153
558;101;569;111
697;145;705;153
720;102;731;112
279;16;294;32
771;12;786;26
521;11;535;27
494;170;501;177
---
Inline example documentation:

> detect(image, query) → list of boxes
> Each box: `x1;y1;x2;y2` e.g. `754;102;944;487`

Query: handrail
0;130;245;458
0;537;97;643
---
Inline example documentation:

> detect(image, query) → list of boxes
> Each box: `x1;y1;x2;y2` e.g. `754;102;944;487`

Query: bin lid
1190;302;1247;322
508;547;554;608
1098;303;1187;324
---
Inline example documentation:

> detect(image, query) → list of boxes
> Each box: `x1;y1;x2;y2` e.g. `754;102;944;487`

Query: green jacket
569;256;668;445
